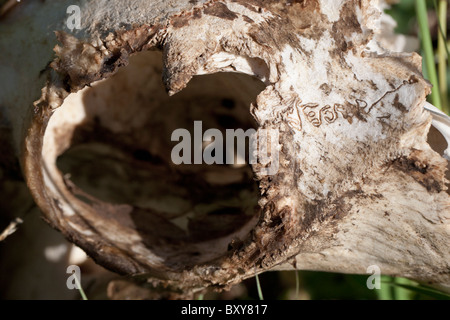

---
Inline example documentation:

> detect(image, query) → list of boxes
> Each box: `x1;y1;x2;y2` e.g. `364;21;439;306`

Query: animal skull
1;0;449;295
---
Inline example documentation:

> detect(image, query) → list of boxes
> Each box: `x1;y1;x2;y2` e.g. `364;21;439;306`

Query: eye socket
46;49;267;269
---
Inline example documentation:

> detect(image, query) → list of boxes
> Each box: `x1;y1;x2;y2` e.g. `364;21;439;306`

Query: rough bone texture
0;0;449;295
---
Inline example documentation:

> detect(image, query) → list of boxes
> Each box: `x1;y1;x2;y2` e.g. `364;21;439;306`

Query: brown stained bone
0;0;449;295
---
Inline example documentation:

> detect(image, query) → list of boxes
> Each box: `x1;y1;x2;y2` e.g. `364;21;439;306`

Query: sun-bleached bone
0;0;449;296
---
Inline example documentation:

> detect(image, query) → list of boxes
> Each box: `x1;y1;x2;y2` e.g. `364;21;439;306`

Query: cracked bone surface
0;0;449;294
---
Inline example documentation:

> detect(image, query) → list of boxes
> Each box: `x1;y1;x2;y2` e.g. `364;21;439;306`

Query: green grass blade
255;273;264;301
393;277;412;300
437;0;448;113
433;0;450;58
382;281;450;300
73;274;88;301
378;276;395;300
416;0;442;110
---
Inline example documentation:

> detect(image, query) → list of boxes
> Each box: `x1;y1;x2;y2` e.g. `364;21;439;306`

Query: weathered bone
0;0;449;295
